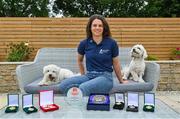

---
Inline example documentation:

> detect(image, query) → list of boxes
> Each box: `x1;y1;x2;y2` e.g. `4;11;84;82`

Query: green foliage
143;0;180;17
52;0;180;17
6;42;34;62
0;0;49;17
146;55;159;61
171;48;180;60
52;0;146;17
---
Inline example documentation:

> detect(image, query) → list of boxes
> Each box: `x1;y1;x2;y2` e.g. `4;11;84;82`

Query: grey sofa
16;48;160;94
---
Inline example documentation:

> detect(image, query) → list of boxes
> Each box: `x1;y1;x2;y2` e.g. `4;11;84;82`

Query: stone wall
0;61;180;93
0;62;30;93
156;61;180;91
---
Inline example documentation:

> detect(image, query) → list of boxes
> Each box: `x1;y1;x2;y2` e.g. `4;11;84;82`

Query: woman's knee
59;75;88;94
79;77;113;96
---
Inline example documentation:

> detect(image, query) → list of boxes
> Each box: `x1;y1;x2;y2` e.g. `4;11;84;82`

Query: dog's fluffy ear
130;48;134;57
56;66;60;73
141;45;148;58
43;65;48;74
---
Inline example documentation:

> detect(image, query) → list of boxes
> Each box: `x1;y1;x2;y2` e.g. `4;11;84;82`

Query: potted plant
6;42;34;62
171;47;180;60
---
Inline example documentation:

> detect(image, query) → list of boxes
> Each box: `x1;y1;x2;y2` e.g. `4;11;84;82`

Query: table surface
0;94;179;119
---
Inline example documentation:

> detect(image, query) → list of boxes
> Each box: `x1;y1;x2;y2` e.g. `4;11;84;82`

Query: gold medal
9;106;15;110
146;105;152;109
116;102;122;105
28;107;34;111
93;95;106;103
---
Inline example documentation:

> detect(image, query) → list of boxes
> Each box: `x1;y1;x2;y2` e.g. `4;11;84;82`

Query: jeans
59;71;113;96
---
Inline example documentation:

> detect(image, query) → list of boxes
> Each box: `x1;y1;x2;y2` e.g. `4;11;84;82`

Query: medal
116;102;122;105
146;105;152;109
28;107;34;111
93;95;106;103
9;106;15;110
129;105;135;109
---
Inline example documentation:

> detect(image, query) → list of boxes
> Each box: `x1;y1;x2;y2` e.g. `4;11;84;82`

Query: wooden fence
0;18;180;61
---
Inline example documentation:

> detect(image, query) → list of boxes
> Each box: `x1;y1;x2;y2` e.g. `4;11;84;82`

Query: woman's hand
120;79;128;84
112;57;129;84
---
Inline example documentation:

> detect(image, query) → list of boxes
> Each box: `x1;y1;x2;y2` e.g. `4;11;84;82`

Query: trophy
66;87;83;106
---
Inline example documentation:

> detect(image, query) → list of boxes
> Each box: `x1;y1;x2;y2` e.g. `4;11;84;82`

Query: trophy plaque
113;93;125;110
5;94;19;113
39;90;59;112
87;93;110;111
22;94;38;114
66;87;83;106
143;93;155;112
126;92;139;112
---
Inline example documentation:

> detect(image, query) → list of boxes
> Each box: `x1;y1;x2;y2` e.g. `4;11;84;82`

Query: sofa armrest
144;61;160;92
16;61;44;93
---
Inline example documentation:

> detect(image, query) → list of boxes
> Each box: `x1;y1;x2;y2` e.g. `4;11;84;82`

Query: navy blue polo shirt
78;37;119;72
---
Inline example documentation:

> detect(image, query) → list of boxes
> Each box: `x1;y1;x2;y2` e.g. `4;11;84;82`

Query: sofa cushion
25;76;154;94
110;77;154;93
24;77;61;94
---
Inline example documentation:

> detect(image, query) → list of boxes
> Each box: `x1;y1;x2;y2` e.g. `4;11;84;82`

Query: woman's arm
77;54;85;75
113;56;128;83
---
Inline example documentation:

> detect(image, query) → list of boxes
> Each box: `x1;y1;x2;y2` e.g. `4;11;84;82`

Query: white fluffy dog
38;64;74;86
122;44;148;83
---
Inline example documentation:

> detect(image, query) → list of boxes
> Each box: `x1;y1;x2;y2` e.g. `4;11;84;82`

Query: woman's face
91;19;103;37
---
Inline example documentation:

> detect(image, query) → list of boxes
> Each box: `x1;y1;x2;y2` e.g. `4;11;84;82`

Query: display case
126;92;139;112
0;94;6;110
143;93;155;112
39;90;59;112
5;94;19;113
22;94;38;114
87;93;110;111
113;93;125;110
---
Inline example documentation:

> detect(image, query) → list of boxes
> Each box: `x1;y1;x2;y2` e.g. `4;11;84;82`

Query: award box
126;92;139;112
5;94;19;113
39;90;59;112
0;94;7;110
87;93;110;111
143;93;155;112
113;93;125;110
22;94;38;114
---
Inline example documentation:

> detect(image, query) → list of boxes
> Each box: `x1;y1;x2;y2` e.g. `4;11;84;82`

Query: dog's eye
53;71;55;73
47;70;49;72
137;47;141;50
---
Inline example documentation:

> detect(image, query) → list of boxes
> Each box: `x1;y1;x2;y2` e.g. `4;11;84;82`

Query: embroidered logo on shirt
99;49;110;54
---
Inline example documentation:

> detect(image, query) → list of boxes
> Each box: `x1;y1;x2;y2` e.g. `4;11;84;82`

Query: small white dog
38;64;74;86
122;44;148;83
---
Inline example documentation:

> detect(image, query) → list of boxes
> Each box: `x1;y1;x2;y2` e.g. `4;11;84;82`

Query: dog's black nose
49;74;52;77
133;49;136;52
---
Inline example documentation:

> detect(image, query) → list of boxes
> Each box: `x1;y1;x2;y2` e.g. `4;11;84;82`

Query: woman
59;14;128;96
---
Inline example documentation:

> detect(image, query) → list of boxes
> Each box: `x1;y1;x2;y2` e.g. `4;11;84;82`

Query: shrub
6;42;34;62
171;47;180;60
145;55;159;61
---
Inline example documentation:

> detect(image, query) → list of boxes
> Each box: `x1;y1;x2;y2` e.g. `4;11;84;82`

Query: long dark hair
86;14;111;38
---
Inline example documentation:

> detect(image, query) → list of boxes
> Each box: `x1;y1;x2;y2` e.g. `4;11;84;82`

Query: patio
0;17;179;119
